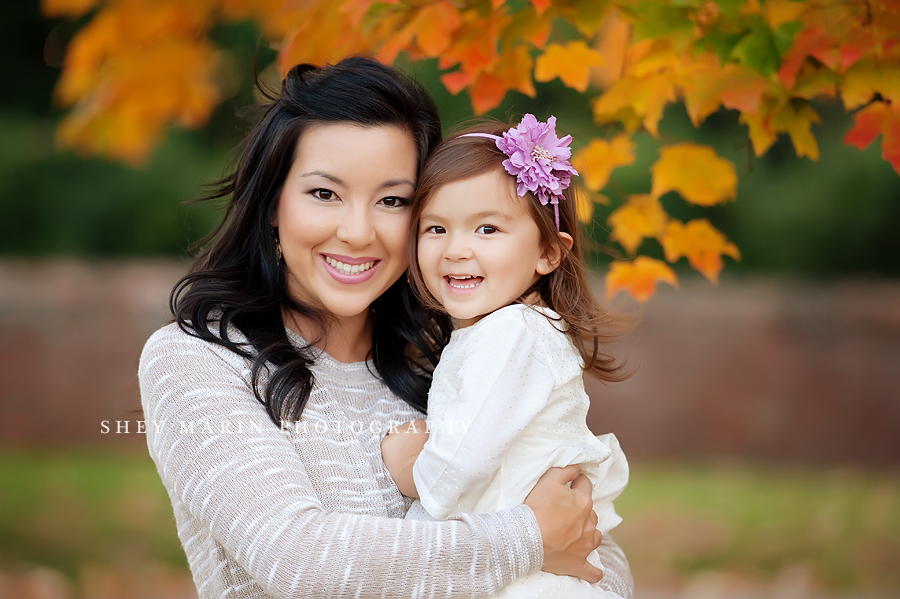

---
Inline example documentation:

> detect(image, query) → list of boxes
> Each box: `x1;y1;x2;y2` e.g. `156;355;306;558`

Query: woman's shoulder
140;320;251;374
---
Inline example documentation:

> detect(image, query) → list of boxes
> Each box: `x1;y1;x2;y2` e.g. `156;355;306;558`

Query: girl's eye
380;196;408;208
312;188;336;201
424;225;446;234
476;225;498;234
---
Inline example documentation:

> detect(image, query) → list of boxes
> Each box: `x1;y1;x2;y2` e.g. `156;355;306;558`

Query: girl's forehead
423;169;529;218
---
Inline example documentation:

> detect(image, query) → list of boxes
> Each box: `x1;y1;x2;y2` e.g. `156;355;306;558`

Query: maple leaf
845;100;900;175
574;187;594;224
501;6;553;50
841;57;900;111
651;143;738;205
771;99;821;160
777;26;842;89
467;46;536;114
607;194;669;255
683;62;769;126
41;0;99;18
529;0;552;16
572;134;636;192
593;71;677;136
535;41;605;92
605;257;678;303
437;9;506;89
660;219;740;284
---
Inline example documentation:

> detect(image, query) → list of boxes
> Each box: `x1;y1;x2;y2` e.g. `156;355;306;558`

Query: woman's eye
312;188;335;201
477;225;498;234
380;196;408;208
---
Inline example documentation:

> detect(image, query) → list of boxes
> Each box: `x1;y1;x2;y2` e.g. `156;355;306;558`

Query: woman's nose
336;203;376;247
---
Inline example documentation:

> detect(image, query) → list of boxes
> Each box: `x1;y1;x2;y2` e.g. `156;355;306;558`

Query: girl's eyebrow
301;170;413;190
420;209;511;222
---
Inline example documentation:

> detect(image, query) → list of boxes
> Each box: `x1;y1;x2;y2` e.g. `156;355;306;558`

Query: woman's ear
536;232;574;275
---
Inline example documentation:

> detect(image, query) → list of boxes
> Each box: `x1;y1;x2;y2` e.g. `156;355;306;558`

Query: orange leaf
650;143;737;205
841;57;900;111
683;63;769;127
572;134;636;192
341;0;399;27
592;72;676;136
845;101;900;175
530;0;552;16
41;0;99;18
437;10;505;76
660;219;740;284
535;41;604;92
778;27;839;89
414;1;462;57
607;194;669;255
468;46;536;114
605;257;678;303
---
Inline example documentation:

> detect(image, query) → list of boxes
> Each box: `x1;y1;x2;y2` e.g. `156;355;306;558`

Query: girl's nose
336;203;376;248
443;233;473;261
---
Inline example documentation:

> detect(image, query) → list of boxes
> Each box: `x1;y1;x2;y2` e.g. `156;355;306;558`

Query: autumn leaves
42;0;900;301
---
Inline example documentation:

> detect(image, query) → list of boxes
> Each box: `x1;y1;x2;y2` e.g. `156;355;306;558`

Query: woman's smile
322;253;380;282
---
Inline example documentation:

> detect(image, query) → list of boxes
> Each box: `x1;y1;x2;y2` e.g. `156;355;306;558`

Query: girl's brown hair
408;122;632;383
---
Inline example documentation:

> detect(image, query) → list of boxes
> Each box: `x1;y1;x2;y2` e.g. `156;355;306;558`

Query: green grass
615;461;900;591
0;450;898;592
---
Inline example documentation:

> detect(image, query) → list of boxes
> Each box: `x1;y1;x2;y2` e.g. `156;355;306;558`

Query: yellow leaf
764;0;807;28
660;219;740;284
592;72;676;136
574;187;594;224
841;57;900;111
650;143;737;205
535;41;604;93
605;257;678;303
572;134;636;192
607;194;668;255
772;100;821;160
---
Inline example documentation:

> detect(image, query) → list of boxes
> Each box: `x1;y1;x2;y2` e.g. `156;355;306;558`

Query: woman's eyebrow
301;170;344;185
379;178;415;189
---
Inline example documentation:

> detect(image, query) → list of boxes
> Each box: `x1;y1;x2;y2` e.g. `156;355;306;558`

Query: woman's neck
282;308;373;363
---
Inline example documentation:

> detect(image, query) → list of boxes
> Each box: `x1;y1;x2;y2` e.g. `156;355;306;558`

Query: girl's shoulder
462;304;568;347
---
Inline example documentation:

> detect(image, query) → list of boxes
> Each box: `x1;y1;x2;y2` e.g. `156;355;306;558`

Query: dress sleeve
139;325;543;599
413;314;556;520
596;534;635;599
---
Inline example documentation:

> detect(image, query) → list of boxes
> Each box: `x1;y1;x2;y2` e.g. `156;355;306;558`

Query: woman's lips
321;254;380;284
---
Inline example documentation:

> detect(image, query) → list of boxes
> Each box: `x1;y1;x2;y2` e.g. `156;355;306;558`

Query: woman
139;56;634;598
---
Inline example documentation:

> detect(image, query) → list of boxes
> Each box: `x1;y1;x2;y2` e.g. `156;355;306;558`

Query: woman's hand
381;419;429;498
524;465;603;583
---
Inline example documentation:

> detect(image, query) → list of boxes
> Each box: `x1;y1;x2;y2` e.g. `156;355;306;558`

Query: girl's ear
536;232;574;275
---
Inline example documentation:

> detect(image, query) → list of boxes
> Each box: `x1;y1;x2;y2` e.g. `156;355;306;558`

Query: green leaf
630;0;694;40
774;21;804;56
730;20;780;76
702;30;746;63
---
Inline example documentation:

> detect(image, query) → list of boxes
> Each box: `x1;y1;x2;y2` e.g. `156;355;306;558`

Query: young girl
381;115;631;597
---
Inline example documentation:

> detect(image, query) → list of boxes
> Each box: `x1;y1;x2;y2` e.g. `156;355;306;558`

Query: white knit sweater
138;322;634;598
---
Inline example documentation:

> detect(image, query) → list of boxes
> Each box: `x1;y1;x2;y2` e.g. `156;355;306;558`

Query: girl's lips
321;254;380;284
444;275;484;295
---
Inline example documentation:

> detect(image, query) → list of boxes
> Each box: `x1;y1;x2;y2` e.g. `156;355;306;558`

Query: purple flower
495;114;579;206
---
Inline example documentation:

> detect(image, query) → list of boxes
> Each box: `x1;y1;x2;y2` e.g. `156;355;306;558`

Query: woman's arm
140;324;609;598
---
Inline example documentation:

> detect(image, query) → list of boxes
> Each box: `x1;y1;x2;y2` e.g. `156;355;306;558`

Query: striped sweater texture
138;322;634;598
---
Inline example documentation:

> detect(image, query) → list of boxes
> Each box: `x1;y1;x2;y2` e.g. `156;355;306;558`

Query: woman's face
274;123;418;321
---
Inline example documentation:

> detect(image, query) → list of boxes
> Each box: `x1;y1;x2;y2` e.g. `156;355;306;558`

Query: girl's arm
381;418;429;497
140;324;607;598
411;313;556;520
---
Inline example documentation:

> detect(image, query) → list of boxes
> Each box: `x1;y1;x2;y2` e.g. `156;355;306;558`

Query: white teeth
325;256;375;275
447;275;481;289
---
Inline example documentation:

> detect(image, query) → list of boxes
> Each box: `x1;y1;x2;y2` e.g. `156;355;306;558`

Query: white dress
406;304;629;598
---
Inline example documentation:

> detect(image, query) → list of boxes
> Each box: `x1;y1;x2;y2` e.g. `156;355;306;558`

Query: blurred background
1;1;898;598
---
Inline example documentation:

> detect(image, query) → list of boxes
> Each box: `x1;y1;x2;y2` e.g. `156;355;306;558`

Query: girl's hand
381;419;429;498
524;465;603;583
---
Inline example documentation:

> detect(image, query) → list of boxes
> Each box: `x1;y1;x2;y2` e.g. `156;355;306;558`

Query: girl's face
274;123;417;323
417;168;560;328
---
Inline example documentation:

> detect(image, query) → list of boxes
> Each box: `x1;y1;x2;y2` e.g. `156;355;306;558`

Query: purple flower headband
461;114;578;230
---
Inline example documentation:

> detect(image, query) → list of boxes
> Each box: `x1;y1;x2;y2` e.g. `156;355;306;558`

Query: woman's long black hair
171;56;451;426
